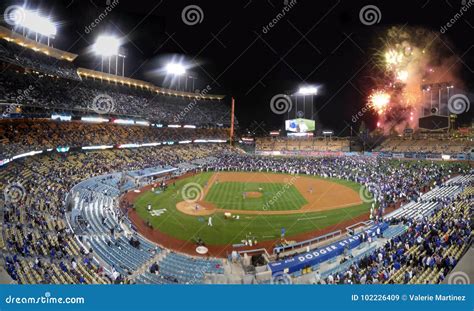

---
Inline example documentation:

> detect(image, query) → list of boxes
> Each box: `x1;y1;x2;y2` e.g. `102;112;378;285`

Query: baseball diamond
129;171;368;247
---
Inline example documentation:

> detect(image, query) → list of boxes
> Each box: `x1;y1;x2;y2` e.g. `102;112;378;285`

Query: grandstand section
377;136;473;154
256;136;350;155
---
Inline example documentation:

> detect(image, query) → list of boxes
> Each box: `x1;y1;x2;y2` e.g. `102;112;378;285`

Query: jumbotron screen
285;118;315;133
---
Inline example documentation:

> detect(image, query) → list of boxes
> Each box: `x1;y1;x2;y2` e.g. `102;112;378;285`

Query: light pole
93;35;124;76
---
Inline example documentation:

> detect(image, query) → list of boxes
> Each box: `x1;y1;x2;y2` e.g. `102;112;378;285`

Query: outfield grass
205;181;307;211
134;172;370;245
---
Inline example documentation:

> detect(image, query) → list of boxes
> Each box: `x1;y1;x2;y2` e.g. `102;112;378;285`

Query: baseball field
128;171;372;252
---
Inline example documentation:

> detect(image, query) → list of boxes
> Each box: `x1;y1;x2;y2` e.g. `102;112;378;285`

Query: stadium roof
78;68;225;100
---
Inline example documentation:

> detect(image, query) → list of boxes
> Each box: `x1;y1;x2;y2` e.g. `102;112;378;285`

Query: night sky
2;0;473;134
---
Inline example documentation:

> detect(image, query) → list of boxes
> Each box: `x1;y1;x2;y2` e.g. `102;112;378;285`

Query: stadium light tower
291;85;319;121
165;63;186;75
166;62;187;91
297;86;318;95
5;7;57;46
93;35;125;76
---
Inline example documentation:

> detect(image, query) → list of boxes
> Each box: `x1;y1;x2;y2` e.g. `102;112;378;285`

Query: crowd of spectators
0;119;229;158
1;143;235;283
322;188;472;284
202;154;470;211
0;69;234;126
0;39;79;80
256;137;350;152
377;136;473;154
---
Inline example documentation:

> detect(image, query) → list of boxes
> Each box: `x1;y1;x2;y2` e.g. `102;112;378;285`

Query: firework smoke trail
368;26;463;132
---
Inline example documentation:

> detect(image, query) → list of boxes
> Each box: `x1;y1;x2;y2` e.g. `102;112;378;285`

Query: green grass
204;181;307;211
134;172;370;245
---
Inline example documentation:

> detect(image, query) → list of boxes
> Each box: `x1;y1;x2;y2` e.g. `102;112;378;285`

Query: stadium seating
0;119;228;160
0;144;235;284
0;38;80;80
0;68;233;126
376;136;473;154
256;137;350;153
319;180;473;284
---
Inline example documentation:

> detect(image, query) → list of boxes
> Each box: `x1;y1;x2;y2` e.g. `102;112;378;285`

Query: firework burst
368;90;390;115
367;26;460;132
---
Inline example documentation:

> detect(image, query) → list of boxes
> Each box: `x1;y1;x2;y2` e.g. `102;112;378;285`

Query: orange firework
368;90;390;115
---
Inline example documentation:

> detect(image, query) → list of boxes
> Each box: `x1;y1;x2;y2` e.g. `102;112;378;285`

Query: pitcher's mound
176;201;215;216
245;191;262;198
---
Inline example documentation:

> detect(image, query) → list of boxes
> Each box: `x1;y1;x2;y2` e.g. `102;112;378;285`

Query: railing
345;220;373;234
272;229;342;254
238;248;271;257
